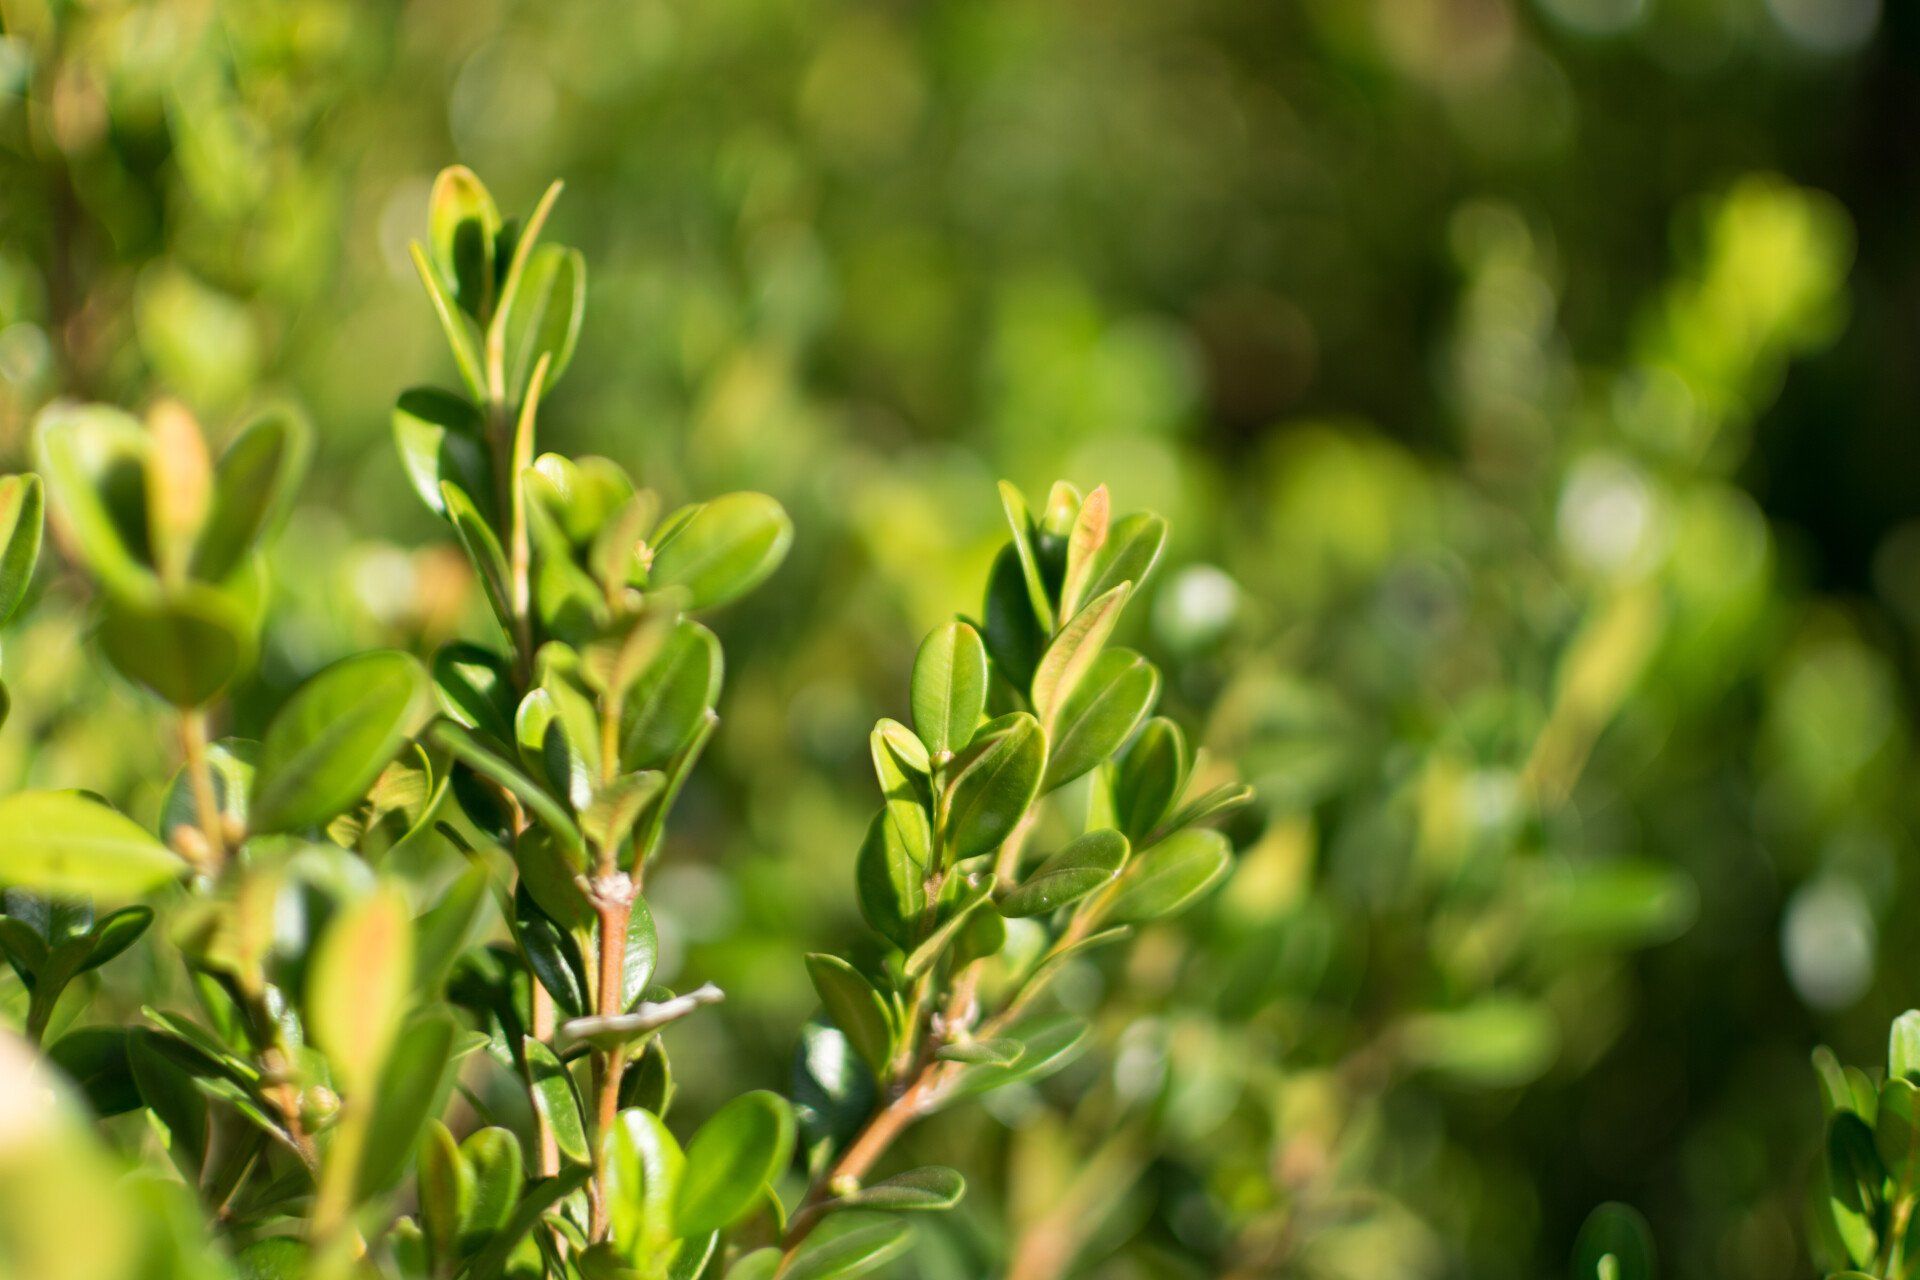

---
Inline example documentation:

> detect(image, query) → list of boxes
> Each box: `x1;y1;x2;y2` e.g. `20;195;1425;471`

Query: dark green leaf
857;810;927;953
620;620;723;770
428;165;501;321
394;388;490;521
47;1026;140;1116
793;1020;876;1176
76;905;153;973
433;641;519;747
1115;718;1189;844
997;481;1054;633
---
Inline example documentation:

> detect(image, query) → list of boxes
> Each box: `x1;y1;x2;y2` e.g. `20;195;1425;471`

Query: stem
587;889;633;1243
781;1069;940;1257
179;708;228;872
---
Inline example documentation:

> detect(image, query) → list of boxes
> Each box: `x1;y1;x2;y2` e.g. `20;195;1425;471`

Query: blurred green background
2;0;1917;1276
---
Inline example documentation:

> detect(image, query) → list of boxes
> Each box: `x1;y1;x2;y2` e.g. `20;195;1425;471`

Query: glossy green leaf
0;792;182;901
419;1120;472;1271
464;1168;590;1280
603;1107;685;1264
460;1126;523;1257
1160;782;1255;836
525;1036;591;1167
944;713;1046;860
1879;1077;1920;1195
911;622;987;762
432;720;586;862
306;885;412;1092
428;165;501;321
806;954;895;1077
1103;828;1231;924
433;641;518;747
1042;648;1159;792
0;474;42;624
998;829;1128;918
442;480;516;638
934;1037;1021;1067
1030;583;1130;727
504;243;585;396
648;491;793;610
1827;1111;1883;1267
250;651;432;833
191;410;308;581
620;620;723;770
621;894;660;1009
983;544;1046;692
675;1090;796;1236
98;585;255;707
76;905;153;974
870;721;932;873
414;862;492;996
393;389;489;520
903;888;990;978
792;1020;876;1175
856;809;927;952
1891;1011;1920;1082
1079;512;1167;610
47;1026;141;1117
409;241;488;400
785;1217;914;1280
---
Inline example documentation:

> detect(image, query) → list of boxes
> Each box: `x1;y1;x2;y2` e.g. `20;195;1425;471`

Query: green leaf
419;1120;472;1271
998;829;1128;918
941;1013;1088;1104
1079;512;1167;611
359;1008;466;1197
911;622;987;762
191;410;308;581
934;1038;1021;1067
0;473;42;624
76;905;153;974
251;651;433;833
903;889;991;978
1827;1111;1884;1267
1103;828;1231;924
432;720;586;862
603;1108;686;1264
580;772;666;858
1572;1202;1655;1280
785;1217;914;1280
1159;782;1254;836
620;620;723;770
0;792;182;901
306;885;413;1093
429;165;501;321
433;641;518;746
832;1166;965;1213
997;481;1054;634
1892;1011;1920;1082
870;721;933;873
34;402;158;596
675;1090;796;1236
525;1036;591;1167
805;954;895;1077
460;1126;523;1257
792;1020;876;1175
414;862;492;996
160;736;256;844
464;1167;591;1280
1054;484;1109;624
1030;583;1131;727
503;243;586;397
944;713;1046;861
621;895;660;1009
1041;648;1159;792
515;888;589;1016
983;545;1046;693
409;241;488;401
726;1250;782;1280
47;1026;140;1117
1115;717;1189;844
1878;1077;1920;1196
393;389;490;521
648;492;793;610
856;810;927;953
443;480;516;640
98;585;255;707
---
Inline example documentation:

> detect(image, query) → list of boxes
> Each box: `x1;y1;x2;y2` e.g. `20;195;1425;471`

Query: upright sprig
1809;1012;1920;1279
9;388;492;1275
754;480;1252;1275
395;167;799;1278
